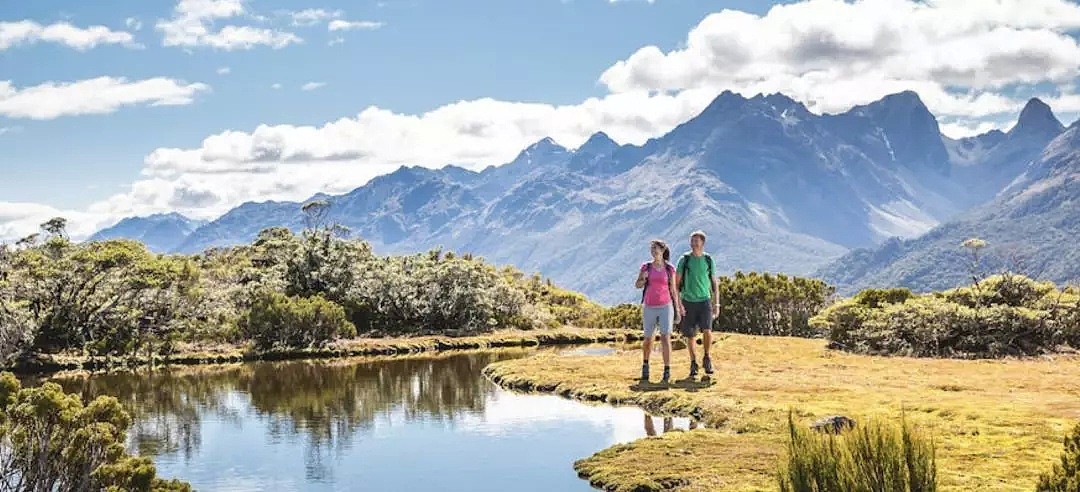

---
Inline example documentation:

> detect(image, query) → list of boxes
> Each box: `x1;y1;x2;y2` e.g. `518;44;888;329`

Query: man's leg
701;329;713;375
684;302;701;378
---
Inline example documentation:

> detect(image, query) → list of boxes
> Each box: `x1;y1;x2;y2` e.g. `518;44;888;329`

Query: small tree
1037;422;1080;492
301;200;330;231
963;238;987;288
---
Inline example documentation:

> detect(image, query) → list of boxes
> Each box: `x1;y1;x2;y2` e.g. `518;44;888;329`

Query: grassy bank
483;333;1080;491
9;328;641;374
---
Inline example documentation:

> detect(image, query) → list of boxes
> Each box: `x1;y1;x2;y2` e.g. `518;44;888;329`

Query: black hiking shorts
678;300;712;338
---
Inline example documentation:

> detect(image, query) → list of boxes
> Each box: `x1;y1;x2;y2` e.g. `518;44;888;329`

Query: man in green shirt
674;230;719;379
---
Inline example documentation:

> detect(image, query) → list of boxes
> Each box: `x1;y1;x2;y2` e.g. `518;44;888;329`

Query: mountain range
88;91;1078;303
88;213;207;253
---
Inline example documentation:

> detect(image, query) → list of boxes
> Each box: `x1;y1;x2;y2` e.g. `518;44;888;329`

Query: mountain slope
818;120;1080;294
89;213;206;252
94;90;1071;303
948;98;1065;207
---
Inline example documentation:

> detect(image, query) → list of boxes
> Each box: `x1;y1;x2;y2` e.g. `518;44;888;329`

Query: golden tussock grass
484;333;1080;491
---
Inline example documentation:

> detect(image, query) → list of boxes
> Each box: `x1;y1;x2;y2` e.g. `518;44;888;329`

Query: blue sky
2;0;751;210
2;0;1080;239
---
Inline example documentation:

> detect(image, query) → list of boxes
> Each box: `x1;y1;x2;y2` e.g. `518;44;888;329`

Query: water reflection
644;415;699;437
41;349;698;491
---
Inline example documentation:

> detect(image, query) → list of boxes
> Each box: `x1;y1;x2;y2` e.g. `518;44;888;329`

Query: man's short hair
690;230;707;243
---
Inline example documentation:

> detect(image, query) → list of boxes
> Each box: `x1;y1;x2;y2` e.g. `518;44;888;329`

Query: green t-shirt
676;253;713;302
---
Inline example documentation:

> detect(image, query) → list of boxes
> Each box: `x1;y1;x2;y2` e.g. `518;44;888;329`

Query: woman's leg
660;305;672;366
642;307;655;362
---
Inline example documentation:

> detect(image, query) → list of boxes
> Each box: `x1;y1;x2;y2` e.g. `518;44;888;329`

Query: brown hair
690;230;707;243
650;239;670;262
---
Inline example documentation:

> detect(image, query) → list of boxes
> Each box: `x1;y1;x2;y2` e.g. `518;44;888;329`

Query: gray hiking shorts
679;300;713;338
642;304;674;338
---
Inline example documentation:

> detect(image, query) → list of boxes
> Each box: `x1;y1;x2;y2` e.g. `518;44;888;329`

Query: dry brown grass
484;333;1080;491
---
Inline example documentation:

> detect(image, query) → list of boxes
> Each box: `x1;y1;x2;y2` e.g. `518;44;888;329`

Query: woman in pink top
634;239;683;383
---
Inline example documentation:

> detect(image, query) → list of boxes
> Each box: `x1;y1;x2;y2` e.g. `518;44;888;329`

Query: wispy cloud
0;77;210;120
300;82;326;91
328;19;384;31
125;17;143;31
0;20;137;51
328;37;345;46
217;66;231;75
289;8;342;26
271;83;282;90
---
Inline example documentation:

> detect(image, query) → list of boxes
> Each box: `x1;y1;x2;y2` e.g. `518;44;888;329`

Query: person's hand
712;304;720;318
674;313;681;325
677;304;686;317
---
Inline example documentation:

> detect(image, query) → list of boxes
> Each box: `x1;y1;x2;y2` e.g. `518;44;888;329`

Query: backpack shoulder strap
705;254;714;279
677;253;691;292
641;262;651;303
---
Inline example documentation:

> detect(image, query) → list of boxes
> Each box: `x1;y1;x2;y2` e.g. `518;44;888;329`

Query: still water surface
48;348;695;491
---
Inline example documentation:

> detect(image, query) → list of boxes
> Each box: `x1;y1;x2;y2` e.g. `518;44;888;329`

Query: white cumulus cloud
157;0;302;50
0;77;210;120
0;20;137;50
300;82;326;91
598;0;1080;119
6;0;1080;241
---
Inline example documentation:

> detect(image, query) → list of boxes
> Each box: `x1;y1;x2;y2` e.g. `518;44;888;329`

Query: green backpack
678;252;714;293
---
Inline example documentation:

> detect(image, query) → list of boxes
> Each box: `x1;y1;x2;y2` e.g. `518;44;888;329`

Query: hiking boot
661;366;671;383
703;356;714;375
688;360;699;379
640;363;650;381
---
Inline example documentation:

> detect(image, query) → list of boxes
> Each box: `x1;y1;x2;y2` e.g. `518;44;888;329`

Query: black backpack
678;253;714;293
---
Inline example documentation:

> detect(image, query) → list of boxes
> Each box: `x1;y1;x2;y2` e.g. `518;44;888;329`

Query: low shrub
812;274;1079;358
714;272;835;337
0;372;191;491
241;290;356;350
582;303;642;331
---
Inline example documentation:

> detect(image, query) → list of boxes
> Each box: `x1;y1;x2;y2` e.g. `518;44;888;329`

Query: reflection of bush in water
48;368;240;460
48;351;526;467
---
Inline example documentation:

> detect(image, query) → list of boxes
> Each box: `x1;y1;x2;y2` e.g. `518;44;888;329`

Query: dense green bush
778;412;936;492
241;290;356;350
853;288;915;308
812;275;1080;358
714;272;835;337
349;250;528;334
582;303;643;331
1037;422;1080;492
0;372;190;491
3;234;201;357
0;214;619;362
509;271;603;327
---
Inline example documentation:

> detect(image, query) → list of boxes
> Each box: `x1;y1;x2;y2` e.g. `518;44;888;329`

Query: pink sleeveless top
641;262;675;307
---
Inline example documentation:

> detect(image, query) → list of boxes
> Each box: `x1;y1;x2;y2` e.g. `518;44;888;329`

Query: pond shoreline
482;333;1080;491
7;328;643;376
